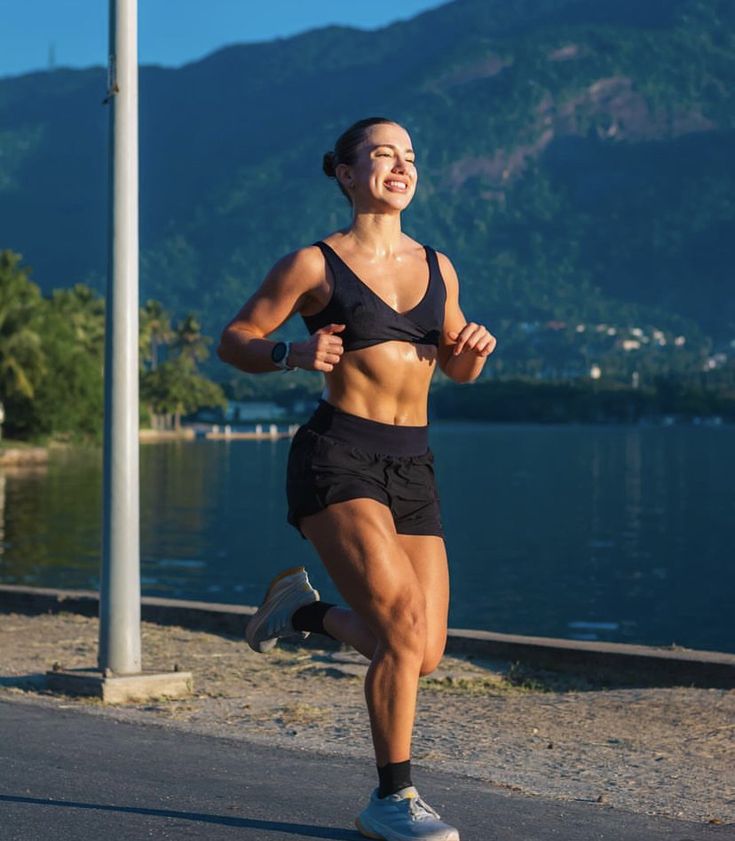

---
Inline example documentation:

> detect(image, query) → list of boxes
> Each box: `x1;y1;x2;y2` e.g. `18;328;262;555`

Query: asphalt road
0;700;728;841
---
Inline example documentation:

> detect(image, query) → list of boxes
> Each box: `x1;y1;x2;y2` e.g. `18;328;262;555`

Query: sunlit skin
218;122;497;770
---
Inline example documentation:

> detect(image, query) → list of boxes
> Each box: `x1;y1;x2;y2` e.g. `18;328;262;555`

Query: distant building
224;401;286;421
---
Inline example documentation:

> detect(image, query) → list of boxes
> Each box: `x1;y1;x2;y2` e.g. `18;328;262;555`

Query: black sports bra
302;241;446;352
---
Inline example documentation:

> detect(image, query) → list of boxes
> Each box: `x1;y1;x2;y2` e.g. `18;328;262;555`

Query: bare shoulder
433;249;460;293
265;243;325;293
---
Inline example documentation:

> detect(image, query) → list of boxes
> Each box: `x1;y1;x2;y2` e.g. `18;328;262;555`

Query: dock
139;423;300;443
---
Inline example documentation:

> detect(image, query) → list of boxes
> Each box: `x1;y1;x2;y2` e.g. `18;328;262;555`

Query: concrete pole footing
45;667;193;704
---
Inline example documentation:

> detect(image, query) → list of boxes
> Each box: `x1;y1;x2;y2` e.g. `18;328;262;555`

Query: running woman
218;117;496;841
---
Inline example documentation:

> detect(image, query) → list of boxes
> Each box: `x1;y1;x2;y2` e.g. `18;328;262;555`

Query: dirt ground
0;610;732;827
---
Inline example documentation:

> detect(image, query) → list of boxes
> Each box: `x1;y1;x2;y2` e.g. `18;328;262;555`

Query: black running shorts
286;399;444;540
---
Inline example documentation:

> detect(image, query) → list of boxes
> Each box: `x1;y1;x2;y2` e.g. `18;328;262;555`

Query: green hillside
0;0;733;379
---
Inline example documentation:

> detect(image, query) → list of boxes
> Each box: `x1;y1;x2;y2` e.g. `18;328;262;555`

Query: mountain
1;0;733;360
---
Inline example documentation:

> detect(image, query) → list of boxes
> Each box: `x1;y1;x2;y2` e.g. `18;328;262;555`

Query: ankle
377;759;412;798
291;601;336;639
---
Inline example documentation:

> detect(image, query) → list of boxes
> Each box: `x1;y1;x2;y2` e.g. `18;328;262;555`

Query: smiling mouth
384;180;408;192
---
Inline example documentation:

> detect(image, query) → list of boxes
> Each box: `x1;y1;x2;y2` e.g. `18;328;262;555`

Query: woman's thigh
299;497;426;640
395;533;449;673
300;499;449;668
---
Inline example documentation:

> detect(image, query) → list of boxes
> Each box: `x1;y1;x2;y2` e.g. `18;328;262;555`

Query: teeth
386;181;407;189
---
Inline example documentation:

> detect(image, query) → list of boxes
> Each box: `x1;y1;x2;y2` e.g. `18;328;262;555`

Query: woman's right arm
216;246;345;374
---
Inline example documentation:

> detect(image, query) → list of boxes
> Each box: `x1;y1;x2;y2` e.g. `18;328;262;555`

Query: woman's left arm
435;251;497;384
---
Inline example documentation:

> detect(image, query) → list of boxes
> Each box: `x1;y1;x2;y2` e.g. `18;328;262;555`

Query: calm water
1;422;733;653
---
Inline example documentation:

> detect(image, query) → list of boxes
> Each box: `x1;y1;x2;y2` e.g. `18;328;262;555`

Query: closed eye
377;152;417;164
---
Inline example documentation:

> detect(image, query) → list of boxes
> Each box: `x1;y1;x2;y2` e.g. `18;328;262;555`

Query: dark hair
323;116;399;204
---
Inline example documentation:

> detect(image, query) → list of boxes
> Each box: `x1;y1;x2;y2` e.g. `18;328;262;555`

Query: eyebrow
371;144;415;154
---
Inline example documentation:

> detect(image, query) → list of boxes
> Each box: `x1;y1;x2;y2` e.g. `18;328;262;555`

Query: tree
140;309;224;430
33;284;105;437
141;357;225;430
50;284;106;357
1;247;227;438
0;251;45;435
139;298;173;371
170;313;210;366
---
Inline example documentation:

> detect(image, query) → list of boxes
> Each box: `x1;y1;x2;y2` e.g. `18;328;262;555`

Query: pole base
45;667;193;704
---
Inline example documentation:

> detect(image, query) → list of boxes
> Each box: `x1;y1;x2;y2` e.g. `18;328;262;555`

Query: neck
345;211;403;257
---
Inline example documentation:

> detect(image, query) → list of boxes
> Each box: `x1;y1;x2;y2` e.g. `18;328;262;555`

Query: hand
291;323;346;372
447;322;497;357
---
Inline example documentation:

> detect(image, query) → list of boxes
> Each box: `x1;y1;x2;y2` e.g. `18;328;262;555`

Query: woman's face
338;122;417;211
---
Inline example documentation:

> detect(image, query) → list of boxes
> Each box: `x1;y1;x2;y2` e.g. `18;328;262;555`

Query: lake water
1;422;733;653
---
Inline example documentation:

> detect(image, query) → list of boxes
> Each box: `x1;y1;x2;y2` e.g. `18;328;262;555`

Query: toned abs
321;340;437;426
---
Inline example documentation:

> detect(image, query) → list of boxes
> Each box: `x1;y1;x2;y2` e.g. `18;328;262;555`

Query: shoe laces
408;795;441;822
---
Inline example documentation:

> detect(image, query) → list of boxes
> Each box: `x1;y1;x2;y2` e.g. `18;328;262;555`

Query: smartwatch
271;340;295;371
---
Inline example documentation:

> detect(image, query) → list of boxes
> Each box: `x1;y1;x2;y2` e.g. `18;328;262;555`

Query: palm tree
51;284;106;355
170;313;210;367
0;250;45;403
139;299;173;371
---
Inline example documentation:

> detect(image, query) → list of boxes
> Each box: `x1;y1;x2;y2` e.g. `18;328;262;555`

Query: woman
218;116;496;841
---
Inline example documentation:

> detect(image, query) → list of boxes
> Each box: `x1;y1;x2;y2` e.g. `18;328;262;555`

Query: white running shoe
355;786;460;841
245;565;320;653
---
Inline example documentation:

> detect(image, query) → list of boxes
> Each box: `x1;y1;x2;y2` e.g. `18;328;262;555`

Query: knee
377;593;427;659
419;639;447;677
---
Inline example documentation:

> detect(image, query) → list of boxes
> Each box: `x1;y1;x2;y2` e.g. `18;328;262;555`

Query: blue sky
1;0;447;78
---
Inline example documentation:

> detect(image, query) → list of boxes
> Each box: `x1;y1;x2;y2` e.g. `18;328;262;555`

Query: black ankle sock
291;601;336;638
377;760;413;799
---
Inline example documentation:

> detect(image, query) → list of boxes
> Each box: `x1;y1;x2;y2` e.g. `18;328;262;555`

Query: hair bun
322;151;337;178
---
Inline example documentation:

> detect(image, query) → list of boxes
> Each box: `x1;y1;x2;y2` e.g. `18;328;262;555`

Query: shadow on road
0;793;363;839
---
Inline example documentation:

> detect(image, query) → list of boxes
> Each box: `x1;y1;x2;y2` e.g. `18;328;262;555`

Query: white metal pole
98;0;141;675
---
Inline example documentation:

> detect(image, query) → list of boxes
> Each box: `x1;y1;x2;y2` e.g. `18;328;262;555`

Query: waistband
304;399;429;457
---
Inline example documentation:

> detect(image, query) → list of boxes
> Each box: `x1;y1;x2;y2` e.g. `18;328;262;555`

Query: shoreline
2;410;733;464
0;446;49;466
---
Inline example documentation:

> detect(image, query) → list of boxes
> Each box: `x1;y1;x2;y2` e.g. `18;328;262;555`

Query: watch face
272;341;287;364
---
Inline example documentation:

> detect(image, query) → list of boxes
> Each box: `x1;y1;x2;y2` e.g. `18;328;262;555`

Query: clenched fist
290;323;346;372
